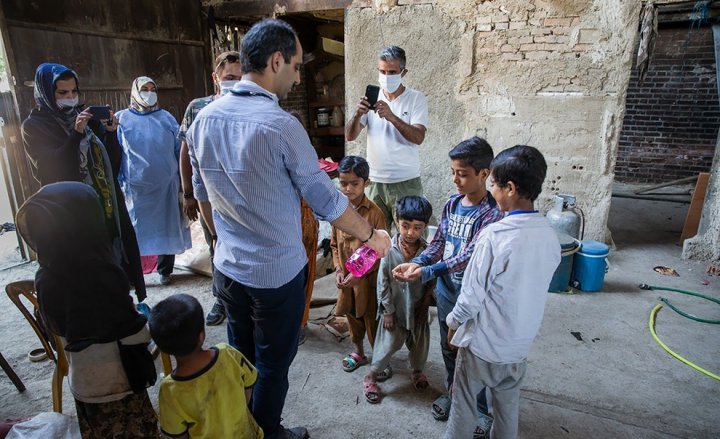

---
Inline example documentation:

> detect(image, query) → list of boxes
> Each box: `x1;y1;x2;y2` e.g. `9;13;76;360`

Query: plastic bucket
549;232;580;293
572;240;609;292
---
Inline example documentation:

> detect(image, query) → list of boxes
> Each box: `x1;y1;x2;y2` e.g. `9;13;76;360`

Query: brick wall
280;67;309;128
615;25;720;183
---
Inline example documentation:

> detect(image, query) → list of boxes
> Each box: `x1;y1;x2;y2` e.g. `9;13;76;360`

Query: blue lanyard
506;210;538;216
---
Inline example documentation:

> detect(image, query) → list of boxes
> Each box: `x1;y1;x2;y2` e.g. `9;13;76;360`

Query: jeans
214;266;307;439
436;291;489;416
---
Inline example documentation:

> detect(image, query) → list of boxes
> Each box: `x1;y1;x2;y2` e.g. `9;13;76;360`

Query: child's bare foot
708;264;720;276
411;370;429;390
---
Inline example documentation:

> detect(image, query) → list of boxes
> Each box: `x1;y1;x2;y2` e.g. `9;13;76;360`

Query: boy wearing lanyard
444;145;562;439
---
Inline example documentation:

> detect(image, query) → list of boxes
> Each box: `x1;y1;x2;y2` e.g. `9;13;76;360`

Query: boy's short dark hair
395;196;432;224
149;294;204;356
448;137;494;173
241;19;298;74
490;145;547;201
338;155;369;180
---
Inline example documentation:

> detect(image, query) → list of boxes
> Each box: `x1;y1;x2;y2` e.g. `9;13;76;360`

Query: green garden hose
640;284;720;381
639;284;720;324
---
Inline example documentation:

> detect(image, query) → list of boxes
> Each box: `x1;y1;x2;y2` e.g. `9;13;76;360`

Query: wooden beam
212;0;352;18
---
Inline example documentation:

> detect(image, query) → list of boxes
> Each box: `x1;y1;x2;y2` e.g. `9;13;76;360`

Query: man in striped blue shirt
187;19;391;439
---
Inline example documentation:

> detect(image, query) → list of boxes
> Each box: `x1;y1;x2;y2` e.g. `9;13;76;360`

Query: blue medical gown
116;109;191;256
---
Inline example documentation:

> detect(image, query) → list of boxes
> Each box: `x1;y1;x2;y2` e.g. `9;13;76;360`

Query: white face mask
219;80;240;96
56;97;79;109
378;73;403;93
139;91;157;107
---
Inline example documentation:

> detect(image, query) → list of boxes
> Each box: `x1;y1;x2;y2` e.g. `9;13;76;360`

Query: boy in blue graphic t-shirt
394;137;504;438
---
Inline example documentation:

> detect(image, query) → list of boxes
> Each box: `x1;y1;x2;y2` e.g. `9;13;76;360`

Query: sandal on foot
363;378;380;404
376;365;393;382
473;413;494;439
432;394;451;421
342;352;368;372
411;371;429;390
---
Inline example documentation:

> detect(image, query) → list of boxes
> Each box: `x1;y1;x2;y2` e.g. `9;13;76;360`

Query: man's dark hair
379;46;407;70
241;19;298;74
396;196;432;224
490;145;548;201
149;294;204;356
338;155;370;180
214;51;241;75
448;136;494;173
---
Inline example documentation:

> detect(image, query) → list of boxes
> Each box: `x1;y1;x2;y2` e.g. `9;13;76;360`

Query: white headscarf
129;76;158;113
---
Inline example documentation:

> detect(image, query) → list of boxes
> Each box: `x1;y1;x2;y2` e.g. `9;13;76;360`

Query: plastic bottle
345;245;378;277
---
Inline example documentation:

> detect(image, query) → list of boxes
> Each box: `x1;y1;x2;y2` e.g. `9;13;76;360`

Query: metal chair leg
0;351;25;393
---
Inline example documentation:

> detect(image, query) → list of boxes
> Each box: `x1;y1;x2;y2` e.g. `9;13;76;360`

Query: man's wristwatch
183;192;194;199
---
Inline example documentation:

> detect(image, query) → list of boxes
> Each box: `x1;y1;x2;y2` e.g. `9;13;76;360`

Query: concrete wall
683;132;720;263
345;0;640;240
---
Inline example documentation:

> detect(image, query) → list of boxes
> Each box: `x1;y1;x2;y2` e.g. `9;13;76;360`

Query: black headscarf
33;63;81;134
16;182;147;351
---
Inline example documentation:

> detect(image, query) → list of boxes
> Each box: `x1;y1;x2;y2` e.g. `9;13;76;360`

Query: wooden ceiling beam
210;0;352;18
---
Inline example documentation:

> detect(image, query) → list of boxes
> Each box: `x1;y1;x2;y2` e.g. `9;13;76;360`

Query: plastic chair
5;280;67;412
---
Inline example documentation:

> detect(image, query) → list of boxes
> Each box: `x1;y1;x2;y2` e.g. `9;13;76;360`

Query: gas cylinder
547;194;581;239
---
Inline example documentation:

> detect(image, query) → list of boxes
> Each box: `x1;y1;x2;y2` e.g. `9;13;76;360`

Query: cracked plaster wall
345;0;641;241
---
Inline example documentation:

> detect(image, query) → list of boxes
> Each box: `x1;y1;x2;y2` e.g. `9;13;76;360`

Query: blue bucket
572;240;609;292
549;232;580;293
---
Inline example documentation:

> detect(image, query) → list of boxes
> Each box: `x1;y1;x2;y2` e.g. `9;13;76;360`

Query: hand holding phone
87;105;111;121
364;85;380;110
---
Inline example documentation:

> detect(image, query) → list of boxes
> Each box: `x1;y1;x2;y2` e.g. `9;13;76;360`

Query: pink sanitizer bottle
345;245;378;277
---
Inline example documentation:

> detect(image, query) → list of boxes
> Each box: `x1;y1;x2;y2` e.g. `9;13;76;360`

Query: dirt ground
0;193;718;438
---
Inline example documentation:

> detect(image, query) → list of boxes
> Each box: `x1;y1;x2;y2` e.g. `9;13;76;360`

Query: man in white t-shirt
346;46;429;230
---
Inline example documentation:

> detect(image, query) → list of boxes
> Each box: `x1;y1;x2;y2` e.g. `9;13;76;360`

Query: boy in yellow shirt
149;294;262;439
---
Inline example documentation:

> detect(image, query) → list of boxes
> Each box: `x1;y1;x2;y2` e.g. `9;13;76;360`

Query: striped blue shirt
186;80;349;288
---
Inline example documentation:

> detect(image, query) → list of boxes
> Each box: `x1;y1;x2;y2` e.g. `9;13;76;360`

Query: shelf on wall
310;126;344;136
309;100;344;108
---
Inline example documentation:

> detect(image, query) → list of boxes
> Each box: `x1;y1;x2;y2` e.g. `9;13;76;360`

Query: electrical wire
648;304;720;382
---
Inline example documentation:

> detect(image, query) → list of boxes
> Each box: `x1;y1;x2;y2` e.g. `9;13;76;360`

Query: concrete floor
0;195;718;438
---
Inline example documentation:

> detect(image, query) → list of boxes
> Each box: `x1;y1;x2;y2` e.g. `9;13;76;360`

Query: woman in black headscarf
16;181;157;439
21;63;146;301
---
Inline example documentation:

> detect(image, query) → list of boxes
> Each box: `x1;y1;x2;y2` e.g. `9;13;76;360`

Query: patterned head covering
33;63;81;132
129;76;158;113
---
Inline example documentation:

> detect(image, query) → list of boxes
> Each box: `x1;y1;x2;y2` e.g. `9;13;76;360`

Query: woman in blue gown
116;76;191;285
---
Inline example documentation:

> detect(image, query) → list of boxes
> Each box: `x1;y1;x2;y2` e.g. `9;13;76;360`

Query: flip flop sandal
342;352;368;372
473;413;494;439
411;371;429;390
432;394;451;421
363;378;380;404
376;365;393;382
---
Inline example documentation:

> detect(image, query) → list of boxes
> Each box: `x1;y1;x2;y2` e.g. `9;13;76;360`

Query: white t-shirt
360;86;429;184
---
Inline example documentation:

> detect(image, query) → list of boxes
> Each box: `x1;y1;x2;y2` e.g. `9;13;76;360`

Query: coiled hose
640;284;720;381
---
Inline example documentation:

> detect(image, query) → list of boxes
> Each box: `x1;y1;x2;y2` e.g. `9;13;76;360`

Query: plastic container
572;240;609;292
548;232;580;293
345;245;378;277
317;108;331;127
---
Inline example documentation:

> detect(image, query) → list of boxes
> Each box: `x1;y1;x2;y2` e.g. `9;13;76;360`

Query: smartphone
87;105;111;120
365;85;380;110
